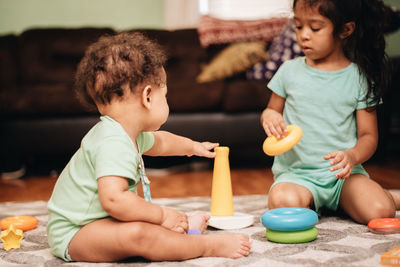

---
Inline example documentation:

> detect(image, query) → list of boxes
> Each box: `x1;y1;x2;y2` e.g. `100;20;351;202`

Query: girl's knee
354;201;396;224
368;201;396;220
268;186;311;209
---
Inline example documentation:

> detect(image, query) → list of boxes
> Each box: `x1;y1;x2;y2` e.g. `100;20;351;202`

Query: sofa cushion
140;29;226;112
18;28;115;84
0;34;18;92
0;28;115;117
197;15;289;47
196;41;269;83
247;21;304;80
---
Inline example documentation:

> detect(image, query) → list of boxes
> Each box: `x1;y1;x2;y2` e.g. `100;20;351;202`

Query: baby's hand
324;150;355;179
261;108;287;139
188;141;219;158
160;206;188;233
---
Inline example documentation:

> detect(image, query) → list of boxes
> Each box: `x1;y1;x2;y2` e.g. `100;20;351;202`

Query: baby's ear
340;21;355;39
141;85;152;108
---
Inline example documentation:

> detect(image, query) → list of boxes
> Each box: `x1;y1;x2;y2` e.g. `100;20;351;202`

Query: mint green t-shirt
47;116;154;260
267;57;375;210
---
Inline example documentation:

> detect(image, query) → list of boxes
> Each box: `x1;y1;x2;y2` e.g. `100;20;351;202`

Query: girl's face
294;0;343;65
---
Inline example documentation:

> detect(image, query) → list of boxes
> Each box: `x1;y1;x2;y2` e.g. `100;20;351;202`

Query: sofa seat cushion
0;83;94;117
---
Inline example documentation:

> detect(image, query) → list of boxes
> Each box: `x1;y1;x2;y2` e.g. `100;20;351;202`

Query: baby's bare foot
188;212;210;233
203;234;251;259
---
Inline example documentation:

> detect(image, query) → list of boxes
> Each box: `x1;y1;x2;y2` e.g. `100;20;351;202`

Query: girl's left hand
324;150;356;180
188;141;219;158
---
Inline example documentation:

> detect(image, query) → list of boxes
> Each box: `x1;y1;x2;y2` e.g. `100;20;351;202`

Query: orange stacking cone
210;146;234;216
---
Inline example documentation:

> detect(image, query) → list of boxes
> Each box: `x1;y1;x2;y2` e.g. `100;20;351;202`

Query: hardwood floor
0;157;399;202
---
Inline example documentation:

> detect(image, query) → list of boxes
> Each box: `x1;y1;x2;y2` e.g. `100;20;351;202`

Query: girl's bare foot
188;212;210;233
203;234;251;259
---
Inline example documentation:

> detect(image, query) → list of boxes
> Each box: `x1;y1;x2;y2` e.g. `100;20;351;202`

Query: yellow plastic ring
263;125;302;156
0;216;38;232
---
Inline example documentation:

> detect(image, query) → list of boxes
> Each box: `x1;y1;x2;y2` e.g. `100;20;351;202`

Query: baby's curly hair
75;31;167;110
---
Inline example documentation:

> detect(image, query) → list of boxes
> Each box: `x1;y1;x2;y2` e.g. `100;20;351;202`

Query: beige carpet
1;194;400;266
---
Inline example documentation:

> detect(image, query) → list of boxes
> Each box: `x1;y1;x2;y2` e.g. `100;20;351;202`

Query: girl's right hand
260;108;287;139
160;206;188;233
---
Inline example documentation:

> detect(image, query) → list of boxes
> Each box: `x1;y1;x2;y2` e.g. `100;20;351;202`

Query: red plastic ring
0;216;38;232
368;218;400;234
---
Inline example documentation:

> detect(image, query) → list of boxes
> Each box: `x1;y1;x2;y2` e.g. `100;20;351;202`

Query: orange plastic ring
263;125;303;156
368;218;400;234
0;216;38;232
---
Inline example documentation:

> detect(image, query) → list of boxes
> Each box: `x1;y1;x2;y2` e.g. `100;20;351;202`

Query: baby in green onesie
47;31;251;262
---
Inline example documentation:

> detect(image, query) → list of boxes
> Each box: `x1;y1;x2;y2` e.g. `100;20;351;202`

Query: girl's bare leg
188;212;210;233
339;173;396;224
389;191;400;210
68;218;251;262
268;182;314;209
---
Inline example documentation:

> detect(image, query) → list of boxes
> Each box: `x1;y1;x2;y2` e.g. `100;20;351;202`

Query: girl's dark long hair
293;0;392;108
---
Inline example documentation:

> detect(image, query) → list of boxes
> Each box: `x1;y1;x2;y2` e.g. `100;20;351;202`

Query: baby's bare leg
188;212;210;233
340;174;396;224
68;217;251;262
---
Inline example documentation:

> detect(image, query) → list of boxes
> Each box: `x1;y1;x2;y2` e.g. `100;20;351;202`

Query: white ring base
208;212;254;230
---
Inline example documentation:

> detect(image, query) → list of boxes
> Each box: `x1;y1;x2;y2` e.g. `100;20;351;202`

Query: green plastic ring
265;226;318;244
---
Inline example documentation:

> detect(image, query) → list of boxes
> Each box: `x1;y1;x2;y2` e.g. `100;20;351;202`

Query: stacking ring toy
263;125;302;156
265;227;318;243
261;207;318;231
368;218;400;234
0;216;38;232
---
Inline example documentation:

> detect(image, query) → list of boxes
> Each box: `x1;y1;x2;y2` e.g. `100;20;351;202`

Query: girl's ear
340;21;355;39
142;85;152;109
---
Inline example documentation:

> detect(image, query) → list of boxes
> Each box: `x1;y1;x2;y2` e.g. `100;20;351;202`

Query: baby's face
148;68;169;131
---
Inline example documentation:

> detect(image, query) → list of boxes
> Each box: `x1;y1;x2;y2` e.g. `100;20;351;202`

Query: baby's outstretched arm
188;141;218;158
145;131;218;158
98;175;188;233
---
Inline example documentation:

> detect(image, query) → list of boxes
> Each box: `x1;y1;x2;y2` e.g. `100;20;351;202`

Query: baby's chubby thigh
68;217;163;262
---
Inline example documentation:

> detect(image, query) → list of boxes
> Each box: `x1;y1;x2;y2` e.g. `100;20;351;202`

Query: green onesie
47;116;154;261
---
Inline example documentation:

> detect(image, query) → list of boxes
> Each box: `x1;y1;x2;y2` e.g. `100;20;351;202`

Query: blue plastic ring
261;207;318;231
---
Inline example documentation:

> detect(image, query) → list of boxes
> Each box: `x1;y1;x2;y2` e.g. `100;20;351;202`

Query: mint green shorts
270;165;369;212
46;213;81;262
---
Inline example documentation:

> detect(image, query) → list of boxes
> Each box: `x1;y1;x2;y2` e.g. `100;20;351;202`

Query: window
163;0;292;29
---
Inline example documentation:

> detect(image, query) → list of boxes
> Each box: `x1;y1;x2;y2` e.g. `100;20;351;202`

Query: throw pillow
247;21;304;80
197;15;289;47
196;41;269;83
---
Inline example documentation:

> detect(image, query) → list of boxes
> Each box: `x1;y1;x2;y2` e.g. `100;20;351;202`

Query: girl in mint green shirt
261;0;400;224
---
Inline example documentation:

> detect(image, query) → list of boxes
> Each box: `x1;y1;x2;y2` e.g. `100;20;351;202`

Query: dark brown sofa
0;28;271;174
1;27;398;176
